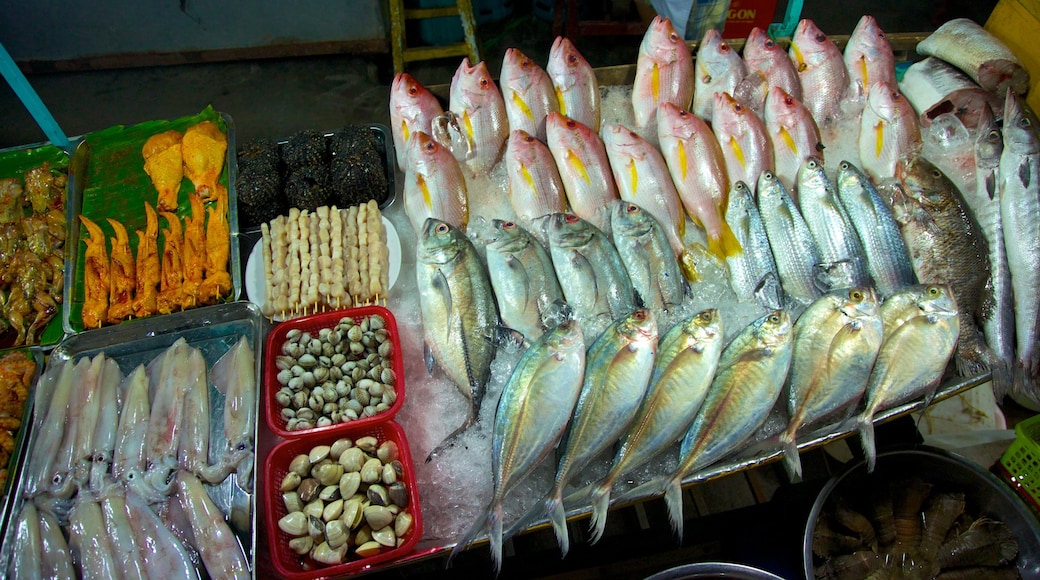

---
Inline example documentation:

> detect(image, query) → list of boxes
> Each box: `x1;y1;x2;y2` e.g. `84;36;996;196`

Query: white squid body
23;359;75;497
124;490;199;580
101;489;149;580
90;357;123;491
211;335;257;490
68;498;120;580
112;364;150;484
175;471;251;580
143;338;194;498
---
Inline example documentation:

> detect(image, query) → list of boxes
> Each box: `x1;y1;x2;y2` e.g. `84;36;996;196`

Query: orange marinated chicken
180;193;207;309
106;218;136;323
181;121;227;203
79;215;110;329
199;193;231;304
156;211;184;315
143;130;185;212
133;202;160;318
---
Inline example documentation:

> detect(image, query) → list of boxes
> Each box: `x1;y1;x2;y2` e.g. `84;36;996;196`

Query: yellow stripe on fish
858;57;869;88
779;126;799;155
626;160;639;193
729;135;747;170
510;90;535;122
874;121;885;159
401;120;411;143
556;86;567;116
791;42;807;72
463;110;475;142
566;150;591;184
417;174;433;210
651;63;661;104
520;164;538;196
677;141;689;181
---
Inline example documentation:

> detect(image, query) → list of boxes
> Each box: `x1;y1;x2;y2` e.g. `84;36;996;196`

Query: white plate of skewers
244;213;401;321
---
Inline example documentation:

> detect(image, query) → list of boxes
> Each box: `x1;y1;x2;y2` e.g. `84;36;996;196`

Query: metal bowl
803;445;1040;579
645;562;786;579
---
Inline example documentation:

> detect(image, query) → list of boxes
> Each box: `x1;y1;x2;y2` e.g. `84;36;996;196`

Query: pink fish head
547;112;594;142
791;19;834;66
548;36;590;76
642;15;689;63
866;81;912;123
745;27;782;60
849;15;885;48
502;47;540;79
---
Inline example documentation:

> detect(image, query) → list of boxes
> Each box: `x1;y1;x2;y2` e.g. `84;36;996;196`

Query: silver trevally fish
588;309;724;544
417;218;500;462
856;284;960;472
1000;90;1040;410
547;212;637;341
448;319;586;574
725;181;782;309
662;309;794;540
796;157;870;290
543;309;658;557
779;287;883;480
485;219;565;344
758;171;822;304
610;200;686;314
835;160;917;297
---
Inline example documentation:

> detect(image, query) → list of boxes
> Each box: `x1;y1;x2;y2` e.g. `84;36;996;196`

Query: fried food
199;192;232;304
79;215;110;329
132;202;160;318
143;129;185;212
181;121;227;203
106;218;136;323
157;211;184;315
0;350;35;491
23;162;66;214
180;193;206;309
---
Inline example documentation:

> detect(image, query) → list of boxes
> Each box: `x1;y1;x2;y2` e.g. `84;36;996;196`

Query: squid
7;501;43;579
124;490;199;580
79;215;110;329
100;487;149;580
38;507;75;579
142;338;193;499
67;498;120;579
178;347;236;484
50;355;101;500
112;364;150;485
175;470;251;580
23;359;74;498
210;335;256;490
90;357;123;492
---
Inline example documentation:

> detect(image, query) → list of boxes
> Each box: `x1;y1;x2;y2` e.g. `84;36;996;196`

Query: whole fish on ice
610;200;686;314
504;129;567;239
843;15;897;103
764;85;823;193
916;17;1030;96
657;101;742;261
714;91;775;194
439;58;509;177
588;308;724;544
417;218;499;461
780;287;883;480
856;284;960;471
632;15;694;131
662;309;794;540
500;47;559;142
789;18;849;126
545;112;618;232
449;319;586;574
797;156;870;290
757;171;822;304
725;181;782;308
543;309;658;557
403;131;469;235
859;81;922;182
737;27;802;116
389;73;445;171
547;36;600;132
692;28;747;122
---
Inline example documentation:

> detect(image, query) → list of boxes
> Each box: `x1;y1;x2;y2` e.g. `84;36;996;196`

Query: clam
283;491;303;513
360;458;383;483
394;512;414;537
303;499;325;520
318;485;340;502
278;511;308;536
366;483;389;507
307;514;325;540
388;482;409;508
372;525;396;548
342;497;365;529
339;471;362;499
354;540;383;558
325;520;350;549
322;499;344;522
312;541;349;565
288;535;313;555
354;525;373;546
363;505;394;530
339;447;366;472
314;463;344;486
289;454;311;477
281;471;301;492
381;463;397;485
331;437;353;458
297;478;320;503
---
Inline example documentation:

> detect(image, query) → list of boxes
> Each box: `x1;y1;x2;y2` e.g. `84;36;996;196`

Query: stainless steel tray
1;301;263;576
62;109;242;335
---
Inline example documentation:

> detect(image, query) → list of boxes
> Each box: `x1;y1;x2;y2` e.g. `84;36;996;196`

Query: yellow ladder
388;0;482;75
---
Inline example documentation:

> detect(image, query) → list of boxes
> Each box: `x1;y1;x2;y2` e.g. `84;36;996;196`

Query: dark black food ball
331;154;388;208
329;125;377;155
236;164;284;228
282;130;327;171
285;165;331;212
237;137;281;171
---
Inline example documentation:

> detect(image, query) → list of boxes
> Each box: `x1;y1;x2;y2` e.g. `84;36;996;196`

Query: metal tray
0;346;44;551
1;301;263;576
0;141;72;348
62;108;242;335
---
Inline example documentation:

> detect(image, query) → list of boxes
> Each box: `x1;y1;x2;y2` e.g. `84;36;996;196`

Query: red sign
722;0;778;40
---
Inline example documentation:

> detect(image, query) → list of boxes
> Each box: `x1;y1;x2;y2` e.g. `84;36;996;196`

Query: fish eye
565;213;580;223
784;96;794;105
633;310;647;321
769;313;780;323
808;159;818;169
523;133;536;142
1023;117;1033;129
424;141;436;152
932;168;942;178
568;54;578;64
850;289;863;301
503;221;516;229
765;39;775;48
733;103;744;112
566;119;578;129
720;42;730;52
627;203;639;213
436;223;449;233
480;78;490;89
408;86;418;96
840;161;849;170
670;32;681;42
928;286;941;296
815;33;826;42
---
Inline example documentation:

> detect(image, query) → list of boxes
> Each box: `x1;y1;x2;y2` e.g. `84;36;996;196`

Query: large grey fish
610;200;686;314
588;309;724;544
485;219;564;344
417;218;500;461
758;171;822;304
856;284;960;472
797;157;870;290
779;287;883;480
834;160;917;297
965;104;1015;398
662;309;794;540
916;18;1030;96
448;319;586;575
1000;89;1040;409
547;212;637;340
544;309;658;557
893;155;1005;386
725;181;782;308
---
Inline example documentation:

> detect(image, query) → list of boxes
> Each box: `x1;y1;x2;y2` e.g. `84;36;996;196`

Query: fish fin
425;412;477;463
779;429;803;482
490;504;505;575
423;342;436;376
754;272;784;310
707;220;743;260
502;492;550;542
547;489;570;558
663;477;685;542
678;249;700;282
588;482;611;545
856;413;878;473
1010;364;1040;412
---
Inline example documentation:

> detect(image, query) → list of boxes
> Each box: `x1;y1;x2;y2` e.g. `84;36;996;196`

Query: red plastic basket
264;305;405;439
263;420;423;579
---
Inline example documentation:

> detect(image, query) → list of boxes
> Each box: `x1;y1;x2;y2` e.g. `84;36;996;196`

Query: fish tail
490;504;504;575
547;488;570;558
678;249;701;282
707;220;744;260
448;500;494;569
779;430;803;482
588;482;612;545
1010;363;1040;412
426;412;477;463
856;414;878;473
663;477;685;543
